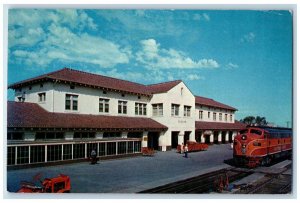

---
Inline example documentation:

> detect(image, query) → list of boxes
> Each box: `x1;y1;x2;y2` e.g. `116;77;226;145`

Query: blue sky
7;9;293;127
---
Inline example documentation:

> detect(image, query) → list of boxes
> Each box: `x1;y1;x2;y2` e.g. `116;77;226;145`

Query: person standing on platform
180;143;184;154
184;144;189;158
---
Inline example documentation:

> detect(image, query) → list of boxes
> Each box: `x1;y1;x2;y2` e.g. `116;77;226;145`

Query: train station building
7;68;246;167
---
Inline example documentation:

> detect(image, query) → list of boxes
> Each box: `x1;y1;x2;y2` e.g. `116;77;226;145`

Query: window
213;113;216;121
135;103;147;115
184;106;191;117
7;132;23;140
47;145;62;162
65;94;78;110
230;114;233;122
225;114;228;122
40;84;43;88
152;103;163;116
118;142;127;154
74;132;96;139
17;146;29;164
99;98;109;113
171;104;180;116
38;92;46;102
103;132;121;138
118;101;127;114
35;132;64;140
30;145;45;163
63;144;72;160
208;112;211;119
7;147;16;165
219;113;222;121
70;85;75;89
73;144;85;159
199;111;203;120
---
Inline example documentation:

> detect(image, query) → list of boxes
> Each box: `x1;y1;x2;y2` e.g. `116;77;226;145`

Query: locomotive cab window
240;129;248;135
250;129;262;136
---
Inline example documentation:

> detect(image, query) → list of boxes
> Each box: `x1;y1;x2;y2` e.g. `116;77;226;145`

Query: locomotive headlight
242;144;246;148
242;135;247;140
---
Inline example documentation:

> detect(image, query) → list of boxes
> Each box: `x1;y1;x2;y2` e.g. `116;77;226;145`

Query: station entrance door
148;132;159;150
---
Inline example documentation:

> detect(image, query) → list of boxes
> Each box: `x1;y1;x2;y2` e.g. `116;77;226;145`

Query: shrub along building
7;68;246;167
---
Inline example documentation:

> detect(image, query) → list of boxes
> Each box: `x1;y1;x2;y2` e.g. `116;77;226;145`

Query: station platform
7;144;233;194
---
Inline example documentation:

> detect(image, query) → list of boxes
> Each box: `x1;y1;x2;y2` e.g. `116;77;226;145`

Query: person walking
90;149;97;164
184;144;189;158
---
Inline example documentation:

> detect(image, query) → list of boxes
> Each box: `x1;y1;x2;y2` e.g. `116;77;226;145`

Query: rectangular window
107;142;116;155
74;132;96;139
47;145;62;162
7;147;16;165
73;144;85;159
225;114;228;122
65;94;78;110
7;132;23;140
184;106;191;117
99;98;109;113
219;113;222;121
208;112;210;119
17;146;29;164
213;113;216;121
35;132;64;140
30;145;45;163
63;144;72;160
171;104;180;116
117;142;127;154
135;103;147;115
152;103;163;116
38;92;46;102
118;101;127;114
199;111;203;120
99;143;106;156
230;114;233;122
103;132;121;138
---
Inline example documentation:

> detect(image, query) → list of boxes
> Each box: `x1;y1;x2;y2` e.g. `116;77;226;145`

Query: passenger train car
233;126;292;168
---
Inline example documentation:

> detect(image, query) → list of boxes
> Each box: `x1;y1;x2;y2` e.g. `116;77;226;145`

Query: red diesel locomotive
233;126;292;168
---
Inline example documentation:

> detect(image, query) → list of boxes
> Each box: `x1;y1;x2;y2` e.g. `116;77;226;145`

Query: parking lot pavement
7;144;233;193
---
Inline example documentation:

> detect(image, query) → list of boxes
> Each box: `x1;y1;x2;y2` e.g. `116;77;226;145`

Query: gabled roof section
7;101;167;131
195;95;237;111
146;80;182;94
8;68;151;96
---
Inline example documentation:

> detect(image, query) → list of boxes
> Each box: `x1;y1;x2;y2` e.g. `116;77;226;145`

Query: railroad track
139;168;252;194
234;164;292;194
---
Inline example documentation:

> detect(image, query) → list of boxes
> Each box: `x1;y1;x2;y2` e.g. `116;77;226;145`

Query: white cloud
8;9;97;49
136;39;219;69
203;13;210;21
9;9;130;68
186;74;203;81
193;13;210;21
240;32;255;43
226;62;239;69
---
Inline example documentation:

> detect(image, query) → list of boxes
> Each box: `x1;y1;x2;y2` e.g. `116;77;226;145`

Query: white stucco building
7;68;245;167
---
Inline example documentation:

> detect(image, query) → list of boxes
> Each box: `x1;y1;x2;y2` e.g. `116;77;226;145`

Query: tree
240;116;268;126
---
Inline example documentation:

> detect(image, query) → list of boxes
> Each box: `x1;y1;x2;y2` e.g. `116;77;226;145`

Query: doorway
171;131;179;148
148;132;159;150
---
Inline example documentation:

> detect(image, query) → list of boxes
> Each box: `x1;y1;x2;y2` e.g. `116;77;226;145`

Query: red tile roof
195;121;246;130
8;68;238;111
7;101;167;131
147;80;182;94
195;96;237;111
9;68;152;96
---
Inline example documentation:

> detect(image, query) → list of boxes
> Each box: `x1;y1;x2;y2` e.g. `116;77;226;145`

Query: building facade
7;68;245;167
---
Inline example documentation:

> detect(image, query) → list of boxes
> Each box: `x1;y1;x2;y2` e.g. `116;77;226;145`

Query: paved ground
7;144;233;193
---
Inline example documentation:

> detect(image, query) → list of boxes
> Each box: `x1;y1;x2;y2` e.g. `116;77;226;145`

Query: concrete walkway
7;144;233;193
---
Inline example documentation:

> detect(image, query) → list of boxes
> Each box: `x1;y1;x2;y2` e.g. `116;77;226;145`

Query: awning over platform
8;101;168;131
195;120;246;131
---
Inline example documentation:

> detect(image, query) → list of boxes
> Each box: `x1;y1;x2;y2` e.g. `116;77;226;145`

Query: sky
6;9;293;127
